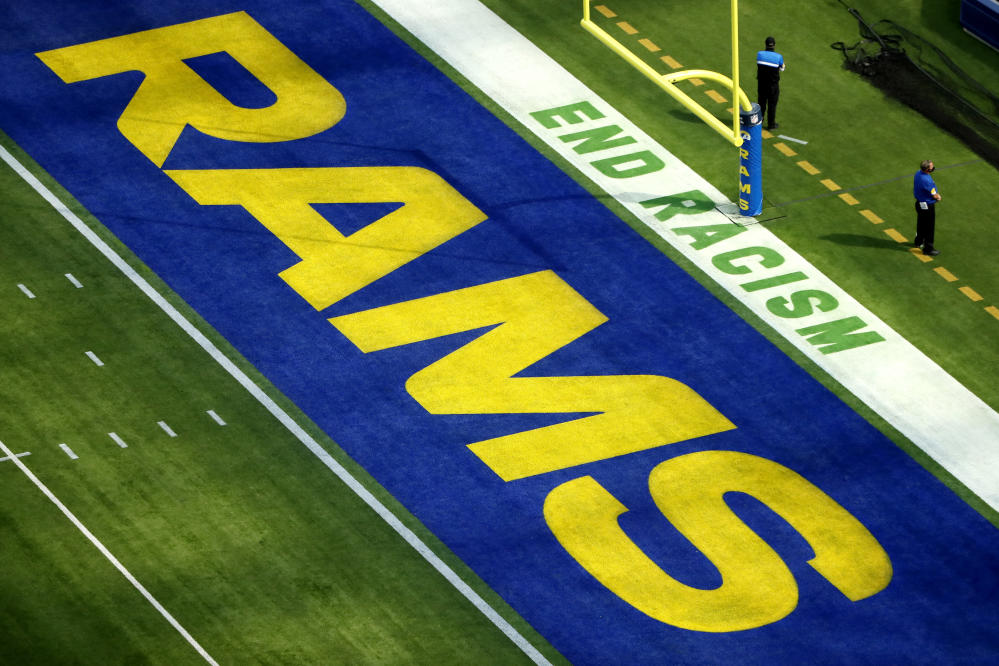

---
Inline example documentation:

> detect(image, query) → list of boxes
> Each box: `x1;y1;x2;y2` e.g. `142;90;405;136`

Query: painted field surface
1;1;997;663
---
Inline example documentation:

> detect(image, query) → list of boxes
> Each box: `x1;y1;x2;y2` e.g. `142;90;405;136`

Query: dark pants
758;82;780;129
915;201;936;249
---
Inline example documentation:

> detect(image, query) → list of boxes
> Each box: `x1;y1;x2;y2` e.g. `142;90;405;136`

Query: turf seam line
0;143;549;666
0;439;217;664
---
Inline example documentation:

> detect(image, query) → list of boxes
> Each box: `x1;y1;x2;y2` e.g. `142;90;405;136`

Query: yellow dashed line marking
595;5;617;18
986;305;999;320
617;21;638;35
796;160;819;175
820;178;841;191
838;192;860;206
883;228;907;243
661;55;682;69
933;267;959;282
859;209;883;224
761;129;774;139
774;142;797;157
705;89;727;104
960;286;984;302
688;78;705;86
638;38;660;52
908;247;934;262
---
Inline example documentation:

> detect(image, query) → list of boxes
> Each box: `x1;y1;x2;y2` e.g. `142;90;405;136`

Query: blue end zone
1;1;998;663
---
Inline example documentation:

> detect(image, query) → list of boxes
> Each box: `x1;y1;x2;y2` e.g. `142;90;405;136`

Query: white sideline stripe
85;350;104;367
0;451;31;462
17;283;35;299
206;410;226;426
109;432;129;448
59;443;78;460
371;0;999;511
157;421;177;438
777;134;808;145
0;439;217;664
65;273;84;288
0;144;547;665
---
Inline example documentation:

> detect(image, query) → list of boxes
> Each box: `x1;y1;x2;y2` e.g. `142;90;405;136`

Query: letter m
796;316;885;354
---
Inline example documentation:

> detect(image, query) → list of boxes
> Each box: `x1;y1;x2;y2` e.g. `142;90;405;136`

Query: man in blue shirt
756;36;785;130
913;159;942;256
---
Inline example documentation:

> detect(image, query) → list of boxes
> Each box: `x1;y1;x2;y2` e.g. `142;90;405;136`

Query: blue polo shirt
913;170;938;205
756;49;784;82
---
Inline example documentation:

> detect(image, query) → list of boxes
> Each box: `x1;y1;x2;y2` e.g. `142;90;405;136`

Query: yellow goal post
581;1;753;147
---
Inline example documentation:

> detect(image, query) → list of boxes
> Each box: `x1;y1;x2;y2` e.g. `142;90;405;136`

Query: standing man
756;36;785;131
913;159;942;256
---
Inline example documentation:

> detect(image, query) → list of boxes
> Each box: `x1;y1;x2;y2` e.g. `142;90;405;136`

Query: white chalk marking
85;350;104;367
17;283;36;299
778;134;808;145
0;451;31;462
59;443;78;460
65;273;84;288
0;142;542;665
157;421;177;438
206;410;226;426
0;439;217;664
108;432;128;448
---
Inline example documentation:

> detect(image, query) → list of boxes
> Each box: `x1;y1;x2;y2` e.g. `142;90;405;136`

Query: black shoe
923;247;940;256
767;123;779;130
913;237;923;248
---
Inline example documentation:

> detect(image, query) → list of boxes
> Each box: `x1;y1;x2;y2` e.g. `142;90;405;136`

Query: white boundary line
0;144;550;665
0;439;218;664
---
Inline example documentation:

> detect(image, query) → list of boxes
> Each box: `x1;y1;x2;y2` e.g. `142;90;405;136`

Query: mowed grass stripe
0;141;554;663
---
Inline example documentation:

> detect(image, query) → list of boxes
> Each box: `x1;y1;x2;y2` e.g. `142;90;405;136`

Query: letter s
543;451;891;632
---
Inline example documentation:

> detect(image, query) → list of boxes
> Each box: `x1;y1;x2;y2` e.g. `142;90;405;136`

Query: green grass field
0;140;557;663
2;0;998;662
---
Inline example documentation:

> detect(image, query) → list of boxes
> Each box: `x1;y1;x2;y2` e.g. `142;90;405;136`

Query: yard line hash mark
108;432;129;448
18;283;36;298
0;439;218;665
157;421;178;437
65;273;83;288
206;410;227;426
85;351;104;367
59;443;78;459
777;134;808;144
0;451;31;462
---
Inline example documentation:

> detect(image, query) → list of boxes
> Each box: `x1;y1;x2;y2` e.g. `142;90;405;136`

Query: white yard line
17;283;36;299
0;439;217;664
0;144;550;666
0;451;31;462
370;0;999;511
777;134;808;144
206;410;226;426
157;421;178;438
